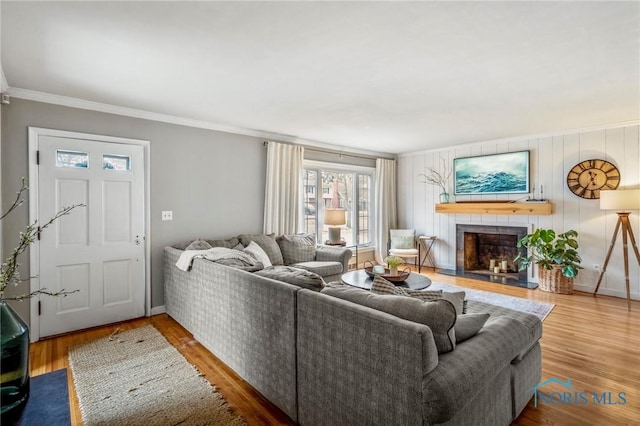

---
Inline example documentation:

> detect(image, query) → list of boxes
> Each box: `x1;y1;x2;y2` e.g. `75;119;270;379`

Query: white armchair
388;229;419;270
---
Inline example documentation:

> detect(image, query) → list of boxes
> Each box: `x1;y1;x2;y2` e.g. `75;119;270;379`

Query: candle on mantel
493;266;501;274
501;260;508;272
489;259;496;270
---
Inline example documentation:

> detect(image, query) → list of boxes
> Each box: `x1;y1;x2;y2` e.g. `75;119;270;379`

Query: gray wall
1;98;266;324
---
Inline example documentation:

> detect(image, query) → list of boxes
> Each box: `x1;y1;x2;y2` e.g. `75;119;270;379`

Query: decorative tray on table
363;261;410;283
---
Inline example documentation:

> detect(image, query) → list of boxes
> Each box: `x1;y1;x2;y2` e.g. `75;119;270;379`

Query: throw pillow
243;241;273;268
321;285;456;353
184;239;213;251
390;230;415;249
277;234;317;265
205;237;241;248
455;313;490;343
372;275;443;298
238;233;284;266
255;266;325;291
371;276;466;314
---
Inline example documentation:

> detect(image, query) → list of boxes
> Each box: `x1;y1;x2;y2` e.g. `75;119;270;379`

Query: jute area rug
68;325;246;426
429;282;555;321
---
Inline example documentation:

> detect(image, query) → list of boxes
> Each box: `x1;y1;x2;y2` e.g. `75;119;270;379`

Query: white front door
35;134;146;338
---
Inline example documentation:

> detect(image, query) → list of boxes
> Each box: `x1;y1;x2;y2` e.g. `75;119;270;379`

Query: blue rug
7;369;71;426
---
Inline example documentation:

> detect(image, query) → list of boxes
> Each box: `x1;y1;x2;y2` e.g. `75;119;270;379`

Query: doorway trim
28;127;151;342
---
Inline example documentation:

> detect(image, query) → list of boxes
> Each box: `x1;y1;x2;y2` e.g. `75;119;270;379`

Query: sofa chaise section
296;289;542;426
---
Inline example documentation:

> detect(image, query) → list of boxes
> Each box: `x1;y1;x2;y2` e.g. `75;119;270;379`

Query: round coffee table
341;269;432;290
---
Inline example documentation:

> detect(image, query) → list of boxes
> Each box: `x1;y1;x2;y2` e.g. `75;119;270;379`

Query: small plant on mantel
418;157;452;203
514;228;582;294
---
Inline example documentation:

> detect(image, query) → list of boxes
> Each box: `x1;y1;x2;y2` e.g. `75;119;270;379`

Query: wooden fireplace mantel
435;201;552;215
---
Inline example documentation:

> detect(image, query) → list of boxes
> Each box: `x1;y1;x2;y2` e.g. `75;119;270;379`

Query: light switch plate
162;211;173;221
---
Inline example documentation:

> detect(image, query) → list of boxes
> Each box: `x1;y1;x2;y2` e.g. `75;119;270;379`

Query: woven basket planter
538;264;574;294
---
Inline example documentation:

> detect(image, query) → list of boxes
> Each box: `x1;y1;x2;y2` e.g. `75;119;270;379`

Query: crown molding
398;119;640;157
7;87;395;159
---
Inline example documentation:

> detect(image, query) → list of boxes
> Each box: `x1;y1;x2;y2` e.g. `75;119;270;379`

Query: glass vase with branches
418;157;452;203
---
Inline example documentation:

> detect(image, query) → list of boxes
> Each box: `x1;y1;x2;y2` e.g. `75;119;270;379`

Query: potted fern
514;229;582;294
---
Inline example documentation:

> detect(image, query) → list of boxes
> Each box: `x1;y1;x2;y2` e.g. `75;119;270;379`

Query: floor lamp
594;189;640;311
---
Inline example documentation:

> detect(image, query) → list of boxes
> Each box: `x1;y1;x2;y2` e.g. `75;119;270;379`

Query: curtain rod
263;140;392;161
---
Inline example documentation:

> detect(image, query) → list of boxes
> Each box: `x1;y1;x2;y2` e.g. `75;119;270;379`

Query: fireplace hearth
440;224;537;288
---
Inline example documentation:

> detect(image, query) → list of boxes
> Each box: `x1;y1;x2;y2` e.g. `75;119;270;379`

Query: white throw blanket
176;247;259;271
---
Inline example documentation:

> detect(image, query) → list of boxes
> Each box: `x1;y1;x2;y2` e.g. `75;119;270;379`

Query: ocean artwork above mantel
454;150;530;195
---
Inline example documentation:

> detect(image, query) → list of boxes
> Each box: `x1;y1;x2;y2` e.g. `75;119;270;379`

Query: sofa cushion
465;300;542;360
184;239;213;251
321;285;456;353
291;261;343;278
255;266;325;291
371;276;466;314
277;234;317;265
243;241;273;268
238;233;284;266
455;313;490;343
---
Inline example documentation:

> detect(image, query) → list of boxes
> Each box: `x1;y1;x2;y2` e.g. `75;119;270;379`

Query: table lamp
324;209;346;244
594;189;640;311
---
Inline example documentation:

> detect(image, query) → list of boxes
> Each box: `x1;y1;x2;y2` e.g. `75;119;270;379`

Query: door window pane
56;150;88;168
103;154;131;171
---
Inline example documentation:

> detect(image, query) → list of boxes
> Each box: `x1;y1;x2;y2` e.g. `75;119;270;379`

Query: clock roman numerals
567;159;620;199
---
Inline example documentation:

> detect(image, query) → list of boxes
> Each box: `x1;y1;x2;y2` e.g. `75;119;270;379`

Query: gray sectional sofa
163;235;542;425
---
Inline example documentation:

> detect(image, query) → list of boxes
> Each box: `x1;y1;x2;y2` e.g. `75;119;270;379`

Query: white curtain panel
263;142;304;235
374;158;398;264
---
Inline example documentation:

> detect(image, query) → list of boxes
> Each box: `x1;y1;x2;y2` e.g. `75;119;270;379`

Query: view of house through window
303;165;373;246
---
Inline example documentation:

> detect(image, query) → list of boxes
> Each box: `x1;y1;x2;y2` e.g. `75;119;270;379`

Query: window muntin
56;150;88;168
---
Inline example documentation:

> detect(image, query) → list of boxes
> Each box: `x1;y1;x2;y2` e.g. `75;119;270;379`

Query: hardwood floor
30;269;639;425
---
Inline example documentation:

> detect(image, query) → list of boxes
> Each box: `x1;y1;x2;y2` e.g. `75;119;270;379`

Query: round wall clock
566;159;620;199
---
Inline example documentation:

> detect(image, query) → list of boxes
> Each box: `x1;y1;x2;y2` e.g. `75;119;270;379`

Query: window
56;150;88;168
303;163;374;246
103;154;131;171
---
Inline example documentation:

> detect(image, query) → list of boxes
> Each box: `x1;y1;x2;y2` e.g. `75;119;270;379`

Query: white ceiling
2;1;639;154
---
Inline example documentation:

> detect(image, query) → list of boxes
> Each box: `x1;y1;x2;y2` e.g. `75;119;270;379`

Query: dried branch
0;178;28;221
1;200;85;297
3;288;80;302
418;157;452;194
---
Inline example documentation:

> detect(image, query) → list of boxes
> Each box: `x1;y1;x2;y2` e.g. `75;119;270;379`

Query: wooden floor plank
29;269;639;425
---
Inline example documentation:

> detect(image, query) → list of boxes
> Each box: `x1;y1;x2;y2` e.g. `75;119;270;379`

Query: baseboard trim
150;305;166;316
573;284;639;301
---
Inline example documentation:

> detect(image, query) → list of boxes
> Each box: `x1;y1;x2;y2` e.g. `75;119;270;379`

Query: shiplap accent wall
398;124;640;300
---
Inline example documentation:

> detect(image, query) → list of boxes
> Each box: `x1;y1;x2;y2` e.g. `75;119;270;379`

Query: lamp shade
324;209;346;226
600;189;640;211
